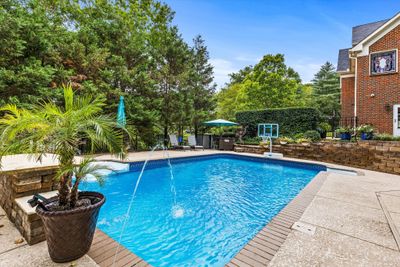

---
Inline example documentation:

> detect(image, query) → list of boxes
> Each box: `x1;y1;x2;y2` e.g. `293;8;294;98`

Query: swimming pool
82;154;325;267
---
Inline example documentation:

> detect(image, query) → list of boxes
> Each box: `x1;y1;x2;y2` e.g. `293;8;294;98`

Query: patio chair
169;134;190;150
188;135;204;150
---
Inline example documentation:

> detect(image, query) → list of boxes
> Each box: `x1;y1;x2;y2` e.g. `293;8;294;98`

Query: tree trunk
70;179;80;208
58;174;70;207
164;125;168;146
194;121;198;138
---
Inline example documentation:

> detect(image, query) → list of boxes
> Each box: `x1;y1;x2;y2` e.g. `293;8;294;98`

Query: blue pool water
82;155;323;267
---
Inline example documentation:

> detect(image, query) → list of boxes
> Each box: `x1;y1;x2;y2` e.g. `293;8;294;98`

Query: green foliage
0;0;216;147
296;138;311;144
303;130;321;142
236;107;320;137
293;133;304;139
335;127;351;134
244;54;302;109
310;62;340;124
241;136;262;145
217;54;308;119
318;122;332;132
216;83;248;120
0;84;129;208
357;124;374;134
277;136;295;144
372;134;400;141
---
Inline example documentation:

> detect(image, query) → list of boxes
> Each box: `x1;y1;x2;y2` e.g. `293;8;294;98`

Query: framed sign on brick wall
370;50;397;75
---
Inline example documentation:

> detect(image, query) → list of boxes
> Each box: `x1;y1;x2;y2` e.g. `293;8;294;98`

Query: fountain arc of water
112;143;181;266
111;144;161;266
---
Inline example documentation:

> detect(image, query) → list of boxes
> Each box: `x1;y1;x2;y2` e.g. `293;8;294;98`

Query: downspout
349;53;358;130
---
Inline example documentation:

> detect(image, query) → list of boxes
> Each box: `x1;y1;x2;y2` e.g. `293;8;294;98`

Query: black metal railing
339;116;358;128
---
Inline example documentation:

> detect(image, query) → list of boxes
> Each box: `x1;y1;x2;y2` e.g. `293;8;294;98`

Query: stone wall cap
0;154;60;172
15;191;58;215
0;154;84;173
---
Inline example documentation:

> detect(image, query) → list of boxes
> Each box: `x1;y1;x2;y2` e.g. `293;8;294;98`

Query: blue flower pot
340;133;351;140
361;132;372;140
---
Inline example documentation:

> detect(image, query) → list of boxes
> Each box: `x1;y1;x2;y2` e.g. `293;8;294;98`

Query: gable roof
338;13;399;72
337;48;350;72
352;19;389;46
351;12;400;56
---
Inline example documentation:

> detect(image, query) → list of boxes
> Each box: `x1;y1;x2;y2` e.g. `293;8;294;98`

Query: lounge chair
169;134;190;150
188;135;204;150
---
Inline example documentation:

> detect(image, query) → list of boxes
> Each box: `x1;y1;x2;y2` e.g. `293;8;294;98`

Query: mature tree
311;62;340;123
216;82;248;120
217;54;303;117
244;54;302;109
150;26;191;143
188;35;216;137
0;0;217;148
228;65;253;85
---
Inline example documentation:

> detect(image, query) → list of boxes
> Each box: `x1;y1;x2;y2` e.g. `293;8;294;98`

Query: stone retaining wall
0;167;58;244
235;141;400;174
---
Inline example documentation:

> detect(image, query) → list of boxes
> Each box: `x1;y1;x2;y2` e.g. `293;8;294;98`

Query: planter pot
340;133;351;140
36;191;105;263
360;132;372;140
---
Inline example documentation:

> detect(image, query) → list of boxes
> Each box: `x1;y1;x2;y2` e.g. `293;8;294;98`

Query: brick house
337;13;400;135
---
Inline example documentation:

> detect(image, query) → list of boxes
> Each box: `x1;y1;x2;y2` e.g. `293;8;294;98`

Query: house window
370;50;397;75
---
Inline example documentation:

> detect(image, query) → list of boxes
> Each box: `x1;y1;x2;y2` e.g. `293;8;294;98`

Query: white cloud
290;62;322;83
209;58;238;88
234;55;261;62
210;56;323;88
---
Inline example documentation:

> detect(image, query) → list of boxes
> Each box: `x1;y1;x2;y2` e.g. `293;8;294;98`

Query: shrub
277;136;295;144
357;124;374;134
303;130;321;142
373;134;400;141
236;107;320;137
296;138;311;144
317;122;331;132
293;133;304;139
335;127;351;134
241;136;262;145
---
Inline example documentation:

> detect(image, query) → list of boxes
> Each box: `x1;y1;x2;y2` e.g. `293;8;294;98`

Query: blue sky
163;0;400;88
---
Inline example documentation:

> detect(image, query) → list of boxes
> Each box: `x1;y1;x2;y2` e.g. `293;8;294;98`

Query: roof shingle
352;19;389;46
337;48;350;72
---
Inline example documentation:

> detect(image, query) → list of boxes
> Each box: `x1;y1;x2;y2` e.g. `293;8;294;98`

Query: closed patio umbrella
117;96;126;127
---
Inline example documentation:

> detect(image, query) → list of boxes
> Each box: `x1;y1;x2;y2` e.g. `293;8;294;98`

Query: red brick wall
356;24;400;134
340;76;355;121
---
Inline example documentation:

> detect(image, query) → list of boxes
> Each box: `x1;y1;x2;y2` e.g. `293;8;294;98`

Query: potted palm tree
0;85;129;262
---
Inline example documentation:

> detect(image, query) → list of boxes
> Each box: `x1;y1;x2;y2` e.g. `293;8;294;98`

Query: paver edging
227;171;328;267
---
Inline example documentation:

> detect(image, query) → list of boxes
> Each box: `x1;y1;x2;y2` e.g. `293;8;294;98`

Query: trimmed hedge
236;107;320;137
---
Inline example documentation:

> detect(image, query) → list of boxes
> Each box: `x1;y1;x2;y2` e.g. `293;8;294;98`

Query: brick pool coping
88;155;329;267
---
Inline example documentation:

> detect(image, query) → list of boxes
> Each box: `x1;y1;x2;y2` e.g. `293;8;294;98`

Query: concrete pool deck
1;150;400;266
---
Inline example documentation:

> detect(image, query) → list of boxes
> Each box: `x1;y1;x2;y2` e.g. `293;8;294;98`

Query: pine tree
311;62;340;123
189;35;216;137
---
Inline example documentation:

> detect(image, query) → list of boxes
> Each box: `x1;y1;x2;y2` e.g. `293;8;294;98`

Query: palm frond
63;84;74;112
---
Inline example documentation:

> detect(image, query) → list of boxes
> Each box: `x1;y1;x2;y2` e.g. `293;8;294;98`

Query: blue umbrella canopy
203;119;238;127
117;96;126;127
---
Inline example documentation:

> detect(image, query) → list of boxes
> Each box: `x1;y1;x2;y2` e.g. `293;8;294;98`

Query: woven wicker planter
36;191;105;263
